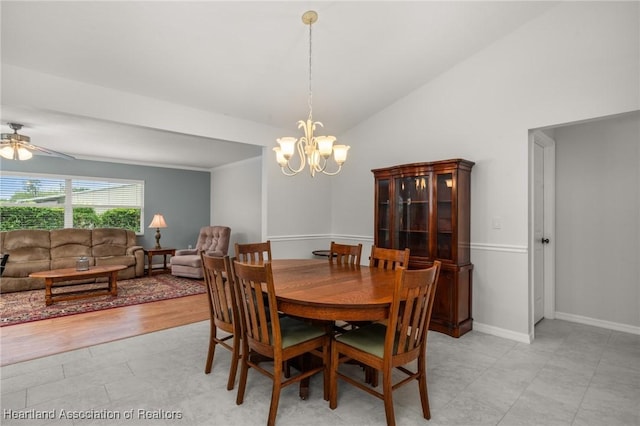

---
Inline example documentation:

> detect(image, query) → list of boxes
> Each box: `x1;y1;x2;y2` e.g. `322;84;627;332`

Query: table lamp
148;213;167;249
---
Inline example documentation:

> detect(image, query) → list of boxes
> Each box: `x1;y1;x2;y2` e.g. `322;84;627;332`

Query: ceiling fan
0;123;75;161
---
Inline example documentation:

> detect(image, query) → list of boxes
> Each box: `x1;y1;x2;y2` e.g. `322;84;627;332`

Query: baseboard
472;322;532;343
555;311;640;335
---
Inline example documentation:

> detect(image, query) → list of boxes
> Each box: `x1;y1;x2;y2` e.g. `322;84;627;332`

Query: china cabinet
372;159;474;337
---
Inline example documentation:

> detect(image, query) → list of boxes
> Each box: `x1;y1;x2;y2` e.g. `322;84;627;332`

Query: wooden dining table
270;258;397;322
266;258;397;399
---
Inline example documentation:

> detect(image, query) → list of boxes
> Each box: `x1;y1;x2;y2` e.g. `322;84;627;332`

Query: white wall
326;1;639;341
211;156;263;257
555;112;640;328
264;148;334;258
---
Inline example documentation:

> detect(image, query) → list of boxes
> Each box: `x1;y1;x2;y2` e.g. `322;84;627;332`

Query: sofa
0;228;145;293
170;226;231;279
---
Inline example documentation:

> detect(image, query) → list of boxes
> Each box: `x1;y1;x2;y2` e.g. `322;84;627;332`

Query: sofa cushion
50;229;92;259
92;228;129;257
1;230;51;262
170;254;201;268
170;264;204;279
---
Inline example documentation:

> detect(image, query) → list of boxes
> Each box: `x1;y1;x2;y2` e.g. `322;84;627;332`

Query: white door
531;130;556;331
533;141;545;324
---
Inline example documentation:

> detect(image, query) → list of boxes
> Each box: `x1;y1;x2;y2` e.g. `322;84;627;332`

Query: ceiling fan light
17;147;33;160
0;146;15;160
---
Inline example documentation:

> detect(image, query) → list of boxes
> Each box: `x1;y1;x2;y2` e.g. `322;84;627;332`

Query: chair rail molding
267;236;526;253
470;242;528;254
267;234;374;244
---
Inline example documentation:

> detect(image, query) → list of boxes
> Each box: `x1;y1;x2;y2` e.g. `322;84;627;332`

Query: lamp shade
148;214;167;228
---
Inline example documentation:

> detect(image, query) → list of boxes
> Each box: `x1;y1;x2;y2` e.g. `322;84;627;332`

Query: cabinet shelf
373;159;474;338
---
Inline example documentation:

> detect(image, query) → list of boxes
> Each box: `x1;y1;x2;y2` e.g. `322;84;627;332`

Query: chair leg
382;370;396;426
418;355;431;419
236;349;249;405
227;336;240;391
371;369;379;387
323;342;330;401
268;366;283;426
329;342;340;409
204;325;216;374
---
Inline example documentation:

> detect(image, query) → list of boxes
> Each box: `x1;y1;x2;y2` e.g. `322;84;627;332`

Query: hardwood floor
0;293;209;366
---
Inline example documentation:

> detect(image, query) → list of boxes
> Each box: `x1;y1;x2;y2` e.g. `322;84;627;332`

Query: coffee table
29;265;127;306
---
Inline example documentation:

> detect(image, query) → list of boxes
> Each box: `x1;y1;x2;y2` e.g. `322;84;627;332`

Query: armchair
170;226;231;279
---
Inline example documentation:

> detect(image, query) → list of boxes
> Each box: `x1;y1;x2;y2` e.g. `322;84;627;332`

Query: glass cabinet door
376;179;391;248
393;175;429;257
436;172;454;260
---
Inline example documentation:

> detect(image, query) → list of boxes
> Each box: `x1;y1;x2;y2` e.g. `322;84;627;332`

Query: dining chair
329;241;362;266
234;240;272;263
329;241;362;332
329;261;442;426
369;245;410;270
201;253;242;390
232;260;330;426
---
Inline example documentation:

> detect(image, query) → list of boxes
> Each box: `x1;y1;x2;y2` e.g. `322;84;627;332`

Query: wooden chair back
330;261;441;425
387;262;441;359
329;241;362;266
201;254;238;334
200;253;242;389
232;260;279;354
369;245;410;270
235;240;272;263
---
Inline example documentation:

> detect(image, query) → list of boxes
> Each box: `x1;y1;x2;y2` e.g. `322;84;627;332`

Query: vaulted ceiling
1;1;558;169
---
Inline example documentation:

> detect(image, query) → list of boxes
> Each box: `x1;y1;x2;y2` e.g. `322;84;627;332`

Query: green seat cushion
279;316;327;348
335;322;387;358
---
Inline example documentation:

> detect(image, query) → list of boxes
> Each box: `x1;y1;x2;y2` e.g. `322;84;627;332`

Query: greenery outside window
0;172;144;233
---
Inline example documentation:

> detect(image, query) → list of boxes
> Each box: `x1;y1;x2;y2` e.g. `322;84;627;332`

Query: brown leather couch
170;226;231;279
0;228;144;293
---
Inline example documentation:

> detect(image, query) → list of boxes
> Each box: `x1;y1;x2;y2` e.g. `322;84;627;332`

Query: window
0;172;144;233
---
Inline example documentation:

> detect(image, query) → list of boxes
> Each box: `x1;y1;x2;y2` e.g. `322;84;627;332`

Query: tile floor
1;319;638;425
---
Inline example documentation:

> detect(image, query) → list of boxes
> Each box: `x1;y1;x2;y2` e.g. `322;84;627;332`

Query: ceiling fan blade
23;142;76;160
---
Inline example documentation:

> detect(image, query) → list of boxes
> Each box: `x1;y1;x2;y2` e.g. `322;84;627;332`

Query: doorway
529;130;556;338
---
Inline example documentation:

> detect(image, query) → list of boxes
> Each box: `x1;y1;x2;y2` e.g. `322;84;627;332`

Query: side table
144;248;175;276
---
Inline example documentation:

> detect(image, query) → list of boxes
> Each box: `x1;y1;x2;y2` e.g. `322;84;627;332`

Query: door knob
541;238;550;244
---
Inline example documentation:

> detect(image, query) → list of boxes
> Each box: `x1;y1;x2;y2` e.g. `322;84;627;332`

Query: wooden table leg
109;271;118;296
45;278;53;306
146;252;153;276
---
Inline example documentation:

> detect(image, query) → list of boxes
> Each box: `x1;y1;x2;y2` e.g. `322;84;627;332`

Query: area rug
0;274;206;327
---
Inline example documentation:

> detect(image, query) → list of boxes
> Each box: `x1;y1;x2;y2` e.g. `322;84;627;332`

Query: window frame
0;171;145;234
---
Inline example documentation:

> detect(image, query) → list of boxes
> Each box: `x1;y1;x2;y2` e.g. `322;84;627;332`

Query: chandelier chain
307;18;313;121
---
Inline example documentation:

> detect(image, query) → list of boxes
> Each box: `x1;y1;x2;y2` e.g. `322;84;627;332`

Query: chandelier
273;10;350;177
